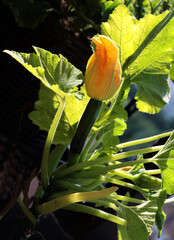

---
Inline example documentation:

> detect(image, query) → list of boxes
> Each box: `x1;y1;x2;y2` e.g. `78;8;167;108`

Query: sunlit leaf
29;84;89;145
101;5;135;65
5;48;88;145
101;5;174;113
4;47;83;92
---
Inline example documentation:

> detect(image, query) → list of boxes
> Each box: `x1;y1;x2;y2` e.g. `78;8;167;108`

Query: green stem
117;131;173;149
64;204;126;226
52;145;163;180
79;133;98;162
89;134;103;153
51;179;145;205
114;195;145;204
145;169;161;175
108;169;133;180
68;98;102;166
99;175;146;195
41;97;66;190
17;198;36;225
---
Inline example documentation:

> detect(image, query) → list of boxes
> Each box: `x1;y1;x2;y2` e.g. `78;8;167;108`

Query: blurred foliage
2;0;174;29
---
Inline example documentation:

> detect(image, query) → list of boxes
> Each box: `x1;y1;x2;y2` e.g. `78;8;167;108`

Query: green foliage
118;190;166;239
90;101;127;155
153;131;174;194
29;84;89;145
133;0;151;19
4;3;174;239
118;201;156;240
4;47;89;145
4;47;83;92
101;5;174;113
101;0;122;21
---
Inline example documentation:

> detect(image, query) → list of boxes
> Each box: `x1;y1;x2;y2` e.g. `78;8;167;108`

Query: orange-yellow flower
85;35;121;101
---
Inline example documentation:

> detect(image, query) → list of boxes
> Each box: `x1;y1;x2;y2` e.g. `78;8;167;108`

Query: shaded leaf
118;192;164;240
118;205;149;240
98;118;127;154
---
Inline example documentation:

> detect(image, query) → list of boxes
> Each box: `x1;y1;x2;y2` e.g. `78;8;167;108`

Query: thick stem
68;98;102;166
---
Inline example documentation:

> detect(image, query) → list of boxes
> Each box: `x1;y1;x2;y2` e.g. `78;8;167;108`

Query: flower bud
85;35;121;101
133;172;162;190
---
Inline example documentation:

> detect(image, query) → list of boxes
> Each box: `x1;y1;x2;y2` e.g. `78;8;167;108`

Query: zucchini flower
85;35;121;101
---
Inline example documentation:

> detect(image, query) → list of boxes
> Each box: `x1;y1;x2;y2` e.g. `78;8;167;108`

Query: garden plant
2;1;174;239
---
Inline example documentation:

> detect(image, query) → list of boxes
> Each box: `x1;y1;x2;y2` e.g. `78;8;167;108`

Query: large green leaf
29;84;89;145
101;5;174;113
4;47;89;145
4;47;83;92
153;132;174;195
101;5;135;66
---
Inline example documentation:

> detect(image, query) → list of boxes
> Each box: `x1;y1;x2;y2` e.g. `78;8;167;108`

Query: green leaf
29;84;89;145
90;101;127;154
97;118;127;154
150;190;166;237
4;47;83;92
33;47;83;92
101;0;122;21
118;193;164;240
93;102;127;132
118;205;149;240
101;5;135;66
101;5;174;113
4;50;46;83
5;47;88;145
153;131;174;195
